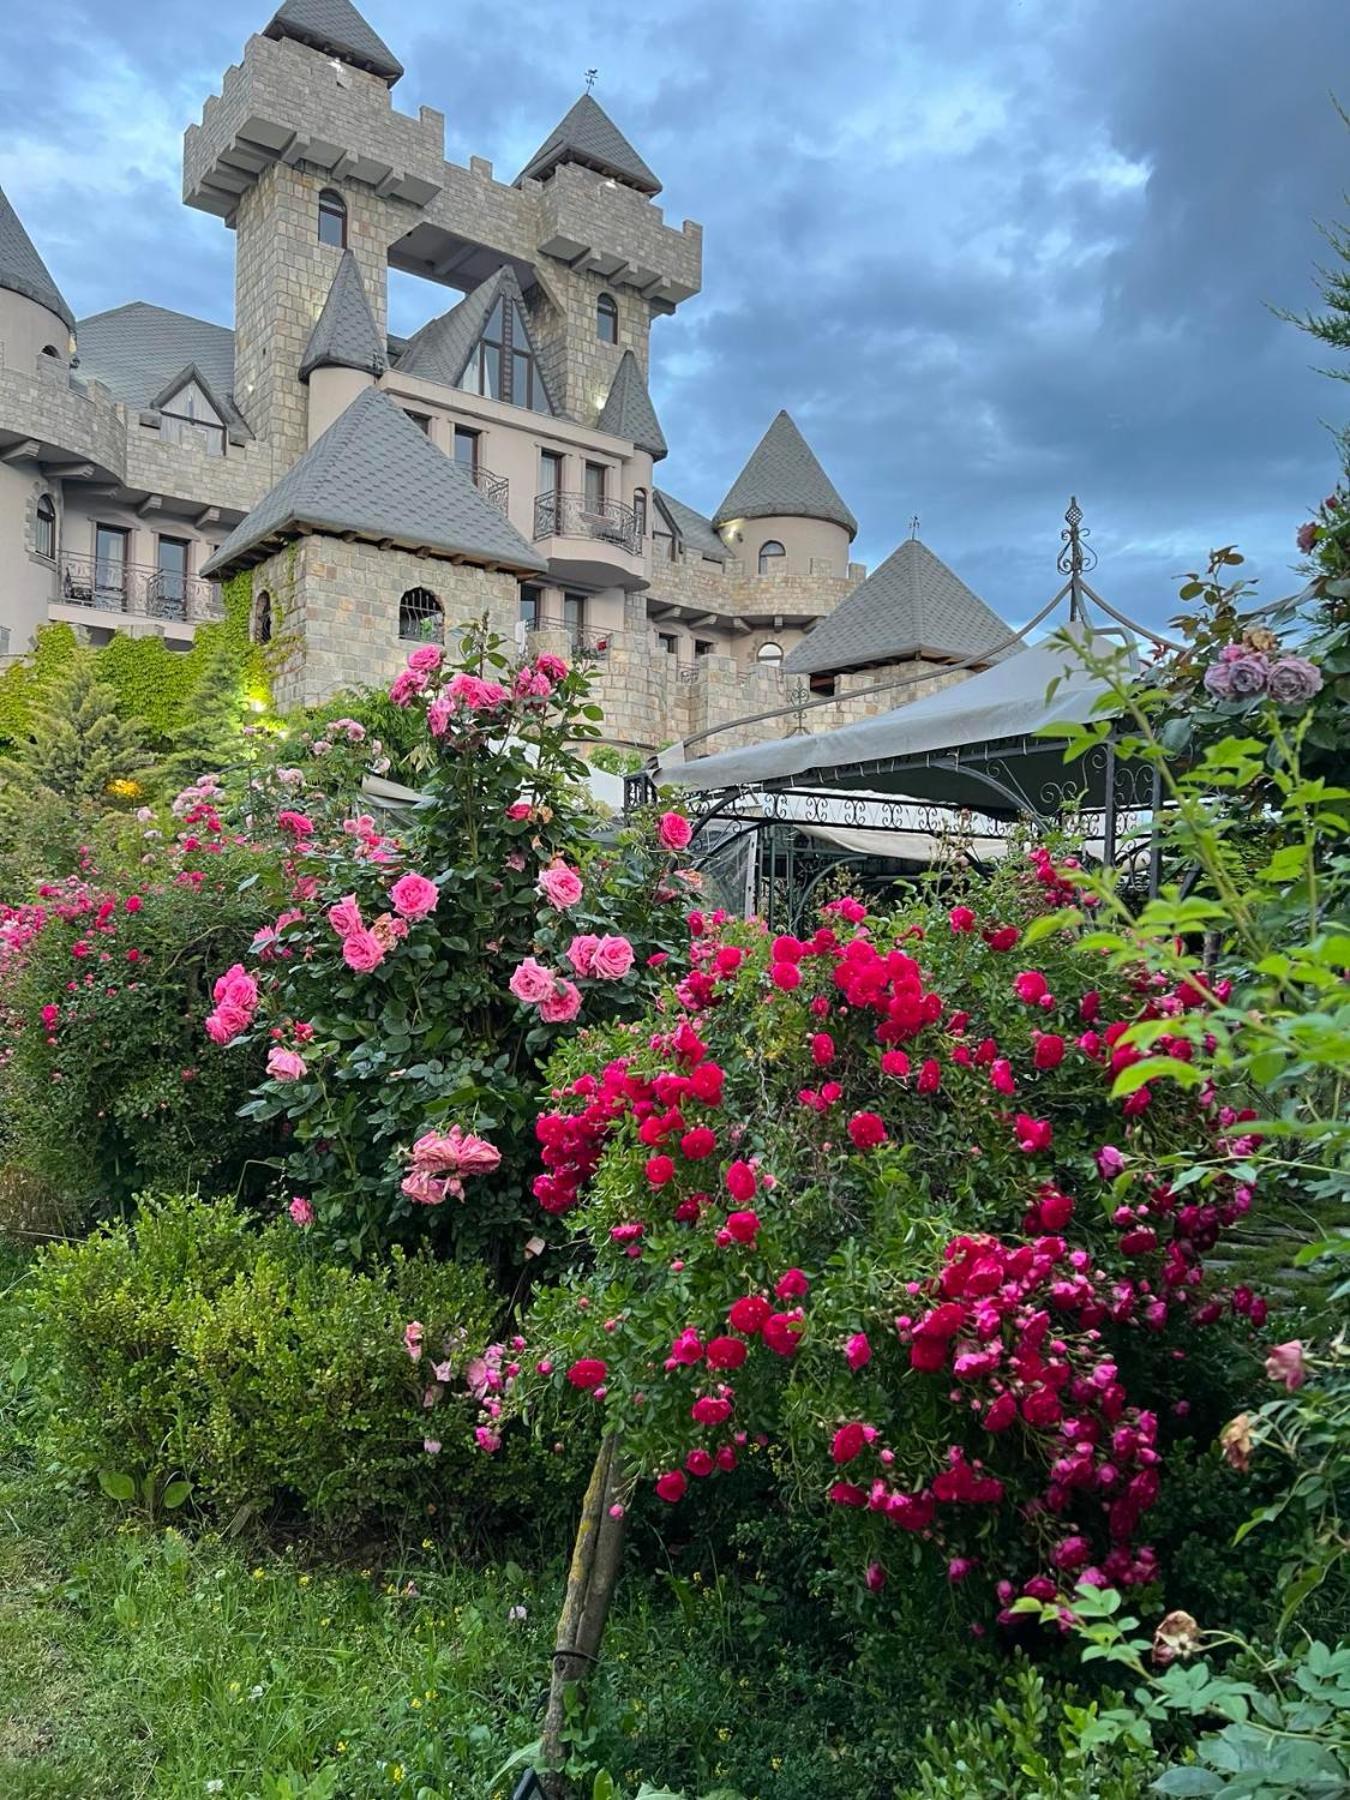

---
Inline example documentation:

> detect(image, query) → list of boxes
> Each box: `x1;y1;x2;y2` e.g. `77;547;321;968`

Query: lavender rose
1266;655;1323;708
1202;661;1236;699
1225;653;1270;698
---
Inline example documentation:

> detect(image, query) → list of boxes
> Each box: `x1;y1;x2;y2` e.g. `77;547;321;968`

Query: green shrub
25;1192;501;1529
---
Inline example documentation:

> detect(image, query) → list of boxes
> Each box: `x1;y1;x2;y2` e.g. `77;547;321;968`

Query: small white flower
205;1783;224;1794
248;1683;265;1700
508;1604;528;1623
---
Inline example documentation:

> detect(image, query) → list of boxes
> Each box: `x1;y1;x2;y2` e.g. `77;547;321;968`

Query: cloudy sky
0;0;1344;629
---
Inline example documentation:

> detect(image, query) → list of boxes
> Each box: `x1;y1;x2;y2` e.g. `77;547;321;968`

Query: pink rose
401;1169;449;1206
447;671;509;711
567;934;601;977
288;1196;314;1227
427;695;452;737
537;861;583;910
341;929;386;973
204;1008;243;1046
407;644;443;672
1264;1341;1306;1391
389;872;438;920
266;1046;307;1081
509;956;556;1005
327;895;364;939
539;978;582;1023
590;934;635;980
658;811;693;851
212;964;258;1010
506;802;533;821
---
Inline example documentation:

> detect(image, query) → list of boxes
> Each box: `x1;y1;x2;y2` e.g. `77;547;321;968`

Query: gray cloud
1;0;1343;630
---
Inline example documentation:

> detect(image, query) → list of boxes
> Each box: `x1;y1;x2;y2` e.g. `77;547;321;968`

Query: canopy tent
655;630;1140;824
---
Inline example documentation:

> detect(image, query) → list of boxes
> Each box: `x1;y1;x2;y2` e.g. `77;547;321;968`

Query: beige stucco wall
0;458;58;656
716;512;853;579
0;290;72;375
307;365;375;444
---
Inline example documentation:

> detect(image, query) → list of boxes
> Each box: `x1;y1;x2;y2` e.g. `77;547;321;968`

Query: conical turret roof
516;93;661;196
596;349;666;458
0;185;74;333
783;535;1013;676
202;386;546;578
264;0;403;83
713;410;857;538
300;249;385;381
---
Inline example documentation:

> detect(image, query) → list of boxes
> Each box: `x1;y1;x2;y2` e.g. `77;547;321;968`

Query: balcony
532;490;647;592
466;462;509;514
54;554;224;631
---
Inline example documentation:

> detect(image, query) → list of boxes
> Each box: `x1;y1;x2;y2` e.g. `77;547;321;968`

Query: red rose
828;1481;867;1507
689;1062;725;1103
691;1395;733;1426
1013;1113;1053;1154
762;1310;804;1356
724;1209;760;1245
984;1392;1017;1432
680;1126;717;1161
847;1110;887;1150
725;1159;757;1201
809;1032;835;1067
566;1358;607;1390
1033;1033;1065;1071
985;925;1020;952
770;961;801;991
948;905;976;933
705;1335;748;1370
774;1268;810;1300
1013;970;1049;1004
685;1448;715;1477
655;1470;688;1503
830;1421;867;1464
916;1057;942;1094
645;1154;676;1186
728;1294;771;1335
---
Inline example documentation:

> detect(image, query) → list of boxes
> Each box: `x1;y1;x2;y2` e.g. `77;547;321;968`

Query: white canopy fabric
657;631;1122;795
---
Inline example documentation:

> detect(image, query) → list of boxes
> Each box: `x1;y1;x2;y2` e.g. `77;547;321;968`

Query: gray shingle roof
596;349;666;458
394;265;555;413
516;94;661;196
713;410;857;538
300;249;386;381
782;536;1013;676
653;489;727;562
0;185;74;333
76;302;247;429
202;386;547;578
264;0;403;83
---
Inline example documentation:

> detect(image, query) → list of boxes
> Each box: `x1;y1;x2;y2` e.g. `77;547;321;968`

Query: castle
0;0;1015;757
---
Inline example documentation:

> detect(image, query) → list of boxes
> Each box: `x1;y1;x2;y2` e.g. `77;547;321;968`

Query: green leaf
1150;1770;1224;1796
1110;1056;1204;1098
161;1480;192;1510
97;1470;136;1503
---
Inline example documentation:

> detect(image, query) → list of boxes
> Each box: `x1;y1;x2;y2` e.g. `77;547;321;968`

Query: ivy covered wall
0;572;267;748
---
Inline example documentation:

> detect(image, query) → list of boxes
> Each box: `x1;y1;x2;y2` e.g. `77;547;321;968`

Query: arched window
399;587;444;643
633;487;647;540
757;539;786;574
596;292;618;344
40;344;60;360
253;590;273;645
756;640;783;665
34;495;56;560
317;189;347;248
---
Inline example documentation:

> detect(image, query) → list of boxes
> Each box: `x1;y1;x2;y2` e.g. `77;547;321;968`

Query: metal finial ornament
1057;496;1098;579
584;67;598;91
909;514;920;540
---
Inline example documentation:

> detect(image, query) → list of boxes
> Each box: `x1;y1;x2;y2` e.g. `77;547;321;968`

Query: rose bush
221;624;700;1266
518;843;1276;1617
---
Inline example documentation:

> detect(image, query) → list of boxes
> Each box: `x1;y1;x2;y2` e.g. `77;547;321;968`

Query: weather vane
908;514;920;540
585;68;598;92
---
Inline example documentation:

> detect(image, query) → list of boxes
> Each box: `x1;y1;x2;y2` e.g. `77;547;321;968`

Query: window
583;462;607;512
155;536;190;619
694;638;714;657
41;344;60;360
519;585;542;630
34;495;56;560
404;410;431;433
633;487;647;540
318;189;347;248
756;641;784;665
539;449;564;498
253;590;273;645
658;632;678;655
94;524;129;604
596;292;618;344
758;539;786;574
461;295;550;412
399;587;444;644
453;426;480;472
809;673;836;697
563;592;586;640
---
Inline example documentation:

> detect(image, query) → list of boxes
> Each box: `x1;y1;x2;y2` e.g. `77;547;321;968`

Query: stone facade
0;1;1010;774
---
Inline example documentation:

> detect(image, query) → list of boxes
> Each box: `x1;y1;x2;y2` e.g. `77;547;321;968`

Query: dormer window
160;380;226;457
318;189;347;248
596;292;618;344
460;293;551;413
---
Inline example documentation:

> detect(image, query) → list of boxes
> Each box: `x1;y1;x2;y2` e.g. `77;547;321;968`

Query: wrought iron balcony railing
465;463;509;513
533;490;640;556
58;554;223;624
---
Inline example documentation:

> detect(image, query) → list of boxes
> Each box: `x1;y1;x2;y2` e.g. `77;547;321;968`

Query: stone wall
263;535;519;708
524;259;650;427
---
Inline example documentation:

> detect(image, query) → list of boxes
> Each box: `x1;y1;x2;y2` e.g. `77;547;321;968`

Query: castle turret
712;410;857;580
299;247;386;441
0;185;75;370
